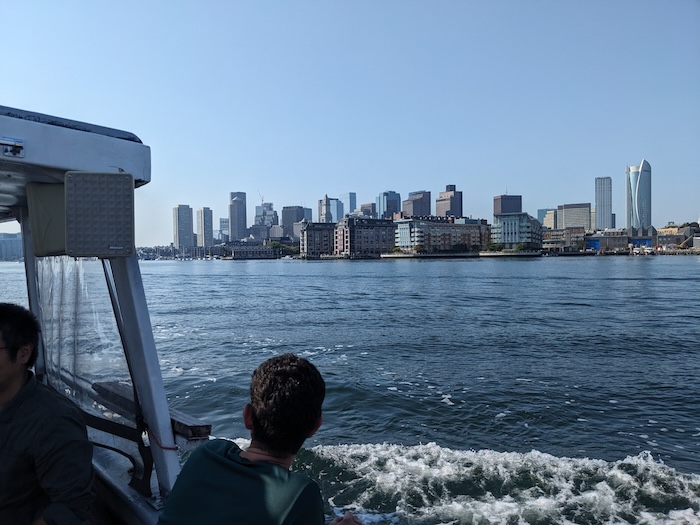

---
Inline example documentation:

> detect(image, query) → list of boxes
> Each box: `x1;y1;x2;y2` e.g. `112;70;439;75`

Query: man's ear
243;403;254;430
307;415;323;438
15;345;32;366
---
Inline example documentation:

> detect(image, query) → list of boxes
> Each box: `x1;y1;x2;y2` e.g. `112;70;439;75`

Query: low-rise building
491;213;542;250
542;227;586;252
300;221;336;259
335;217;397;258
395;217;489;253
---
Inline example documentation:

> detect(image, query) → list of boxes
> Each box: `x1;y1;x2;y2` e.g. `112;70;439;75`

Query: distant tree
414;244;426;254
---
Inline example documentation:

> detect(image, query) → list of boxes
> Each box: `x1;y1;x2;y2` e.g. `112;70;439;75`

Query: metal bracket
1;137;24;158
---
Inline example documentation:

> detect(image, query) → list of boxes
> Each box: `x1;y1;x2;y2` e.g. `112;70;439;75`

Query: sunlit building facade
626;159;652;228
595;177;613;230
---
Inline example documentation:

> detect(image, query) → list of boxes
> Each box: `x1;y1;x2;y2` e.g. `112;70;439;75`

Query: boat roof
0;105;150;223
0;105;143;143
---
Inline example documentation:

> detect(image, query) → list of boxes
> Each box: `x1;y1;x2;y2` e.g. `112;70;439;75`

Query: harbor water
2;256;699;523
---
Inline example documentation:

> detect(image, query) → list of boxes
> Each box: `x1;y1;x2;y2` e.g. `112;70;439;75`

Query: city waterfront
2;256;699;523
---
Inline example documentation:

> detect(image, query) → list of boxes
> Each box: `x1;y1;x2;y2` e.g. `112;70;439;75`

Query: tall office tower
557;203;592;229
318;195;336;223
360;202;377;218
543;209;557;229
594;177;613;230
494;195;522;215
436;185;463;217
196;207;214;248
282;206;307;237
173;204;194;250
228;192;247;242
329;199;344;222
219;218;229;242
402;190;431;217
376;191;401;219
251;202;278;239
303;207;313;221
339;192;357;216
626;159;652;228
538;208;555;225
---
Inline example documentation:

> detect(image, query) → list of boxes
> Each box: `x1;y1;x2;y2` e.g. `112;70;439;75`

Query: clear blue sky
2;1;698;246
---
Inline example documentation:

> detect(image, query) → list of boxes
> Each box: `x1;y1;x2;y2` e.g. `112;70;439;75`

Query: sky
1;1;699;246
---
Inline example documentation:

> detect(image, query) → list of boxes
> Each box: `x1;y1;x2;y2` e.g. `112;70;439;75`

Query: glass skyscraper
625;160;651;228
228;192;247;242
594;177;613;230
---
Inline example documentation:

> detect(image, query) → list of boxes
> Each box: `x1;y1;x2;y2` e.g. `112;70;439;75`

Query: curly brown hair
249;353;325;455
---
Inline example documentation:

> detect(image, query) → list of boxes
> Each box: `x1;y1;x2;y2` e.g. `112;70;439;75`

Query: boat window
36;256;133;425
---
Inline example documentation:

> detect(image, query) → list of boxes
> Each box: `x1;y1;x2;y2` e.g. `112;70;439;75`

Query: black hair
249;353;326;455
0;303;40;367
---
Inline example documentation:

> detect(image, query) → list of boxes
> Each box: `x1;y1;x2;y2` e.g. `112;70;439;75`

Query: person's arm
33;405;94;525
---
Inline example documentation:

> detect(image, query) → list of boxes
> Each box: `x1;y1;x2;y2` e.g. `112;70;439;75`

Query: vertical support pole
108;254;180;497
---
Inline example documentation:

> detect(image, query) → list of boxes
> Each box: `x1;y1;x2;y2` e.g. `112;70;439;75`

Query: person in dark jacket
0;303;94;525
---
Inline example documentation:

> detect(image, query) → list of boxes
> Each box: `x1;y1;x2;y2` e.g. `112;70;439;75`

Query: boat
0;105;210;524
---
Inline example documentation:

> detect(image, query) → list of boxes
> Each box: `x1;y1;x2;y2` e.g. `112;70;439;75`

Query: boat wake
300;442;700;525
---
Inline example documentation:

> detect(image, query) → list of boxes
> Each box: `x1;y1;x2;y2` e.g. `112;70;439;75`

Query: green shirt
158;439;325;525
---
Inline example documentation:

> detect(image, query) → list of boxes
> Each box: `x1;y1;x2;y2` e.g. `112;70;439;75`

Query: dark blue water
137;256;700;524
3;257;700;523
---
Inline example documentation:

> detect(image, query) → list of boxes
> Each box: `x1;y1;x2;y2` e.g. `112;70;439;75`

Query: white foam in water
311;443;700;525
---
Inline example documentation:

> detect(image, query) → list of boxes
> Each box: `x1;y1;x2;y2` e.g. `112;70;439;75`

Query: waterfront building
218;218;229;243
299;221;336;259
557;203;592;230
402;191;431;217
584;229;630;253
173;204;194;251
376;191;401;219
595;177;613;230
339;192;356;218
395;217;489;253
335;217;397;258
491;212;543;250
626;159;652;228
436;185;463;217
282;206;307;238
228;192;247;242
494;195;522;215
542;227;586;252
0;232;22;260
360;202;377;218
196;207;214;248
230;244;275;259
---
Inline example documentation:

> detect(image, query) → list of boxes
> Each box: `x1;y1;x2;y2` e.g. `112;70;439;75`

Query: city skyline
1;2;698;246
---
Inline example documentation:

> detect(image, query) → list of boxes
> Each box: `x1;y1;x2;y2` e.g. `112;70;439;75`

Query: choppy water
2;256;700;523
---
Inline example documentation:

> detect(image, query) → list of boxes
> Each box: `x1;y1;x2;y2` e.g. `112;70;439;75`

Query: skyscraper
494;195;522;215
626;159;652;228
557;203;592;230
402;191;431;216
228;192;247;242
196;207;214;248
282;206;307;238
594;177;613;230
376;191;401;219
173;204;194;250
339;192;357;217
436;185;463;217
318;195;341;223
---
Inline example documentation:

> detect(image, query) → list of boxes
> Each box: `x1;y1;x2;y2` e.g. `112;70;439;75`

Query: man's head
0;303;40;367
247;353;326;455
